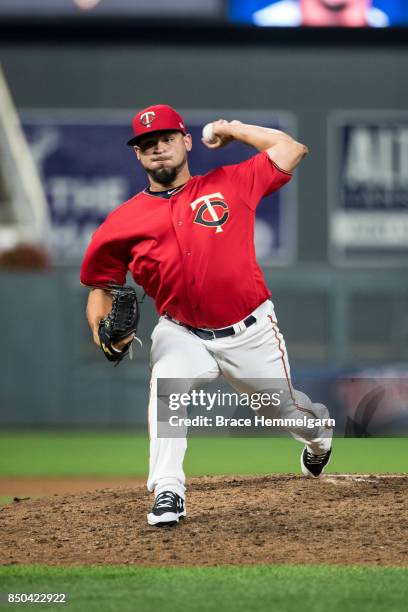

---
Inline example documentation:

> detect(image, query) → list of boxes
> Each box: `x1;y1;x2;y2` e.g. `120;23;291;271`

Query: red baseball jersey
80;151;292;328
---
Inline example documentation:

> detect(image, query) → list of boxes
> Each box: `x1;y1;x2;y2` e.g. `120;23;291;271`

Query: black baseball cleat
147;491;186;527
301;447;332;478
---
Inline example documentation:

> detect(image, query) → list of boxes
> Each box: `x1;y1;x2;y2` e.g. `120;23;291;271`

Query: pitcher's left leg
147;317;220;525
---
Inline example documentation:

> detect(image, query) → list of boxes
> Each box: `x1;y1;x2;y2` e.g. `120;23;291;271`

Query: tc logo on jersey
140;111;156;127
190;193;229;234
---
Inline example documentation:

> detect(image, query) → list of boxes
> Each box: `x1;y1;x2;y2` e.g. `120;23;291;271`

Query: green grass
0;565;407;612
0;438;406;611
0;432;407;477
0;497;13;505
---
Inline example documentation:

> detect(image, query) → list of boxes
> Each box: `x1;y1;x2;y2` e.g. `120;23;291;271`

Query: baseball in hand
202;122;218;144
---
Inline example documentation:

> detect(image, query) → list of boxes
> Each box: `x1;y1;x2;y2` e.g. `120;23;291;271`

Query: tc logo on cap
127;105;187;146
140;111;156;127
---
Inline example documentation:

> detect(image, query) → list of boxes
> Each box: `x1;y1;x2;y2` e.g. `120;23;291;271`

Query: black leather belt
187;315;256;340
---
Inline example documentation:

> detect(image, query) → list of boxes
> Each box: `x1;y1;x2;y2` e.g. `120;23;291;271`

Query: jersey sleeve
80;220;129;288
222;150;292;210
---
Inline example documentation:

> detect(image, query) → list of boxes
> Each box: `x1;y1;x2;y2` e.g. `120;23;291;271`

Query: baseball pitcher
80;105;333;526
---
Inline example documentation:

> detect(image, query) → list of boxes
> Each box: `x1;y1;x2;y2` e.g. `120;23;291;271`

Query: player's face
135;131;192;186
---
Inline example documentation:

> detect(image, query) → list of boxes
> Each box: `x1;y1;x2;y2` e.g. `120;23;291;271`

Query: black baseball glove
98;284;140;365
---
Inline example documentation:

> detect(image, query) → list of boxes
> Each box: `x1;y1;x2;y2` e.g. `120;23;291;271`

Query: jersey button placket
171;201;195;321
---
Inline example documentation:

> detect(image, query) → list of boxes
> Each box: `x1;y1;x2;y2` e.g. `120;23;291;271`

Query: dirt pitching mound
0;475;407;567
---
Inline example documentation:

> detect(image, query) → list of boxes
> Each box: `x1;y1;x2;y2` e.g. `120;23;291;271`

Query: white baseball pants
147;299;333;499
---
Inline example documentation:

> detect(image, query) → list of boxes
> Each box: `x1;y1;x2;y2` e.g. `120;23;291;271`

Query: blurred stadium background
0;0;407;434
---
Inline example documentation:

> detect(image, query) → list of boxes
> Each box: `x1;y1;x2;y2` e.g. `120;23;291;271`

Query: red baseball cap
127;104;187;146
